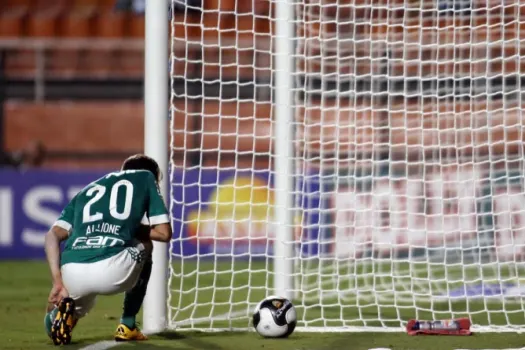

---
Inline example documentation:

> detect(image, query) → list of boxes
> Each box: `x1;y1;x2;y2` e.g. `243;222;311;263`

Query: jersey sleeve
144;173;170;225
53;195;76;233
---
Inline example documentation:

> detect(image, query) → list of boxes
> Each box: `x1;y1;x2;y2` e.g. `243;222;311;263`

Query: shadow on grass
154;331;224;350
45;332;228;350
65;338;116;350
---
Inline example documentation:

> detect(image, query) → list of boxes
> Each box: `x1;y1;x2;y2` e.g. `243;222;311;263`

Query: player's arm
44;226;69;286
45;196;76;305
149;223;172;242
142;173;172;242
136;222;172;242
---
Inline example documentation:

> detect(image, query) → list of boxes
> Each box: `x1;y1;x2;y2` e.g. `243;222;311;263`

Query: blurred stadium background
1;0;160;169
4;0;525;348
0;0;272;170
1;0;524;170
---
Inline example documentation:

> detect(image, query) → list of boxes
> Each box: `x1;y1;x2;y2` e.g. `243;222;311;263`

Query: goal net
168;0;525;332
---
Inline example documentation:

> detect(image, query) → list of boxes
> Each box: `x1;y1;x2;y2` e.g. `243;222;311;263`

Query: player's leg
45;261;99;345
44;292;96;345
120;255;152;328
74;240;153;341
44;242;151;343
115;240;153;341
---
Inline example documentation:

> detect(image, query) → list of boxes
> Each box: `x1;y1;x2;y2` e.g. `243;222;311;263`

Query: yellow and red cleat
114;324;148;342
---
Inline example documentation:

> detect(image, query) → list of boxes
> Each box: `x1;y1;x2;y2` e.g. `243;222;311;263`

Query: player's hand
48;282;69;306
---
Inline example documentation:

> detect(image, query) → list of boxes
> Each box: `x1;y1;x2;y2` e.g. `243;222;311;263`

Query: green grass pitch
2;260;525;350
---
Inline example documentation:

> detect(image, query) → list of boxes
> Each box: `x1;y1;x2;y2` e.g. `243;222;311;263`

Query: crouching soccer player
43;154;173;345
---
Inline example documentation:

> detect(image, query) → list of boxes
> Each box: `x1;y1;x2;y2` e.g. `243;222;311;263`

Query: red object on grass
406;318;472;335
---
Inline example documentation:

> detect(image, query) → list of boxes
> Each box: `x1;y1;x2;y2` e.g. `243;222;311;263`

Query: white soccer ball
252;296;297;338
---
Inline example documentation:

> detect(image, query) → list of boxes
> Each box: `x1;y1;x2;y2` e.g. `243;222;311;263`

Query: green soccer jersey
54;170;169;265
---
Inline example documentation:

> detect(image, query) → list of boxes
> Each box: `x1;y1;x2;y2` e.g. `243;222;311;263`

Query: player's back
60;170;159;265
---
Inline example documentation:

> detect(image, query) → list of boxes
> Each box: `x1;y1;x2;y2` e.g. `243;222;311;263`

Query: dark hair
121;154;161;181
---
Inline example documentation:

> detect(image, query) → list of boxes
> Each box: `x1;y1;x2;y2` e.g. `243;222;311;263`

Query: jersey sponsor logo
85;223;122;235
72;235;125;249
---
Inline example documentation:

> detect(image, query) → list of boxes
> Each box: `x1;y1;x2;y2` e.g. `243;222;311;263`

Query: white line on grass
456;348;525;350
78;340;118;350
365;348;525;350
78;309;249;350
367;348;525;350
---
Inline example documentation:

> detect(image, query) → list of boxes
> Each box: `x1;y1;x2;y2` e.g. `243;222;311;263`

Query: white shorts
61;244;147;318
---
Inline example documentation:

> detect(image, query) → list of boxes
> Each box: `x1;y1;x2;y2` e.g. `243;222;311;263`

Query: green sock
44;308;59;338
120;259;152;329
120;316;136;330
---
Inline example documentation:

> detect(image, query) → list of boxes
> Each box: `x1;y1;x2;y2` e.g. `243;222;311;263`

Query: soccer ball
252;296;297;338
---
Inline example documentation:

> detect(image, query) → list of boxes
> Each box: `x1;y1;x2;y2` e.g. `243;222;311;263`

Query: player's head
121;154;162;182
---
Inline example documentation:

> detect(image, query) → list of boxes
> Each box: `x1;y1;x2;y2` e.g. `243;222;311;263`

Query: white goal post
143;0;169;334
145;0;525;333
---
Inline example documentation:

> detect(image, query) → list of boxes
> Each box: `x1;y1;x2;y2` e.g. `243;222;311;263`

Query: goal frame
145;0;525;335
143;0;169;334
143;0;296;333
